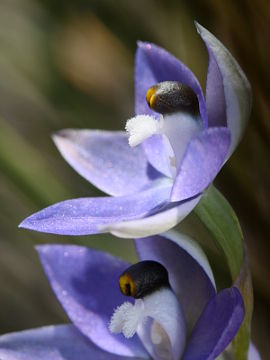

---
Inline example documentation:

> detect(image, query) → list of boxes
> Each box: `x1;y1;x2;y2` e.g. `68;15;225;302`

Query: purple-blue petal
36;245;149;358
204;38;227;128
19;179;172;235
171;127;231;202
53;129;162;196
183;287;245;360
248;342;261;360
196;22;252;158
135;41;208;176
135;233;216;334
142;134;172;178
0;325;143;360
104;194;201;238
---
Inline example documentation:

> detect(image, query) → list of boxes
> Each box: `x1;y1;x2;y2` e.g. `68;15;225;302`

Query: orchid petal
183;287;245;360
135;232;216;334
171;127;231;202
19;179;172;235
248;342;261;360
0;325;143;360
53;129;162;197
135;41;207;176
104;195;201;238
204;38;226;129
36;245;149;358
196;22;252;157
142;134;172;178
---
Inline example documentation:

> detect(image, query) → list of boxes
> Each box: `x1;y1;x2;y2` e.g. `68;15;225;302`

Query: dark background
0;0;269;357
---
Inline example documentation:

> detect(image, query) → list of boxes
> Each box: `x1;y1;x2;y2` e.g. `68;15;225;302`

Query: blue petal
248;342;261;360
53;129;162;196
36;246;149;358
141;134;173;178
183;287;245;360
103;194;201;238
196;22;252;157
171;127;231;201
0;325;144;359
135;232;216;334
135;41;208;176
19;179;172;235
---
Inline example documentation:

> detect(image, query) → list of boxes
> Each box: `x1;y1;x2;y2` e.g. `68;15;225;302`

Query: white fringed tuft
109;300;145;339
109;287;186;360
125;115;163;147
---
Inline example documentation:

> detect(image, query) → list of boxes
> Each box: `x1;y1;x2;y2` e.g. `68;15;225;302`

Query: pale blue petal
0;325;147;360
248;342;261;360
103;195;201;238
196;22;252;157
171;127;231;202
19;179;172;235
53;129;162;196
142;134;172;178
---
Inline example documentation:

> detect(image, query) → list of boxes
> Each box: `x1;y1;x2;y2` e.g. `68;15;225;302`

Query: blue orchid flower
19;23;251;238
0;232;260;359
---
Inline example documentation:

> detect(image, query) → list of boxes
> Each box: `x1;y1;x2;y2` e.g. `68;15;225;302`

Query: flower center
109;261;186;360
125;82;203;178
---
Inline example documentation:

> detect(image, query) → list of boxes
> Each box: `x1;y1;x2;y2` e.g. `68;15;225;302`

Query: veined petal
53;129;162;196
103;195;201;238
171;127;231;202
0;325;143;360
19;179;172;235
135;232;216;334
182;287;245;360
36;245;149;358
196;22;252;157
135;41;207;176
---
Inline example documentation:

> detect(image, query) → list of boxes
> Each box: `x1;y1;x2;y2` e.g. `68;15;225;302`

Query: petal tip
18;216;39;232
35;244;47;254
194;21;203;34
136;40;155;52
18;218;28;229
52;129;72;143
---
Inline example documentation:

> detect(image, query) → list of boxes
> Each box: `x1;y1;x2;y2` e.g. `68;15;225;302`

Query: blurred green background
0;0;269;357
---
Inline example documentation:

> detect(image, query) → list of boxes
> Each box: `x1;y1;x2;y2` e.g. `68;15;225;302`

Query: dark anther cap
146;81;199;115
119;260;170;299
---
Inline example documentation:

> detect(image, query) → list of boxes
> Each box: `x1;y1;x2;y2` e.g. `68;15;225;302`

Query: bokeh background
0;0;269;357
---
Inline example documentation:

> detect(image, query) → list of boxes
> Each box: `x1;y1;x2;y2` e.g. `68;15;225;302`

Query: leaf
194;185;243;280
194;185;253;359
